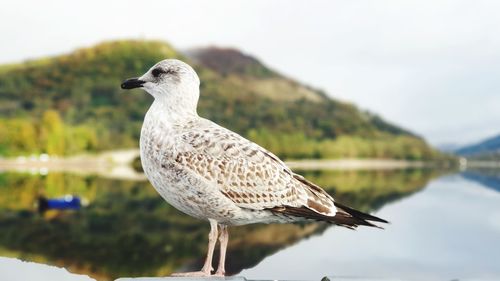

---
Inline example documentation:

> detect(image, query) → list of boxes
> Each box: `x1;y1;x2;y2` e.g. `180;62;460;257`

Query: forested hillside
0;40;441;159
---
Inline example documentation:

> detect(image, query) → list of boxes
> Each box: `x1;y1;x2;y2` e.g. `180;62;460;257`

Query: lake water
0;168;499;280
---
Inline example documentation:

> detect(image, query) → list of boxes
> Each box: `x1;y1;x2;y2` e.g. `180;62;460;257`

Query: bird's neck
145;99;198;126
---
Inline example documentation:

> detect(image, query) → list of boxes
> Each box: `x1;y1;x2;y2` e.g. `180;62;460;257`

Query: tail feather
269;202;388;229
334;201;389;224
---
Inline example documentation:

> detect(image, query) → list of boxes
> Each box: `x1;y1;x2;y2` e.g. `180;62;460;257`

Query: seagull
121;59;388;277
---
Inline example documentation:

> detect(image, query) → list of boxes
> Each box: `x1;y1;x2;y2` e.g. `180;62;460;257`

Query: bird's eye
152;68;164;78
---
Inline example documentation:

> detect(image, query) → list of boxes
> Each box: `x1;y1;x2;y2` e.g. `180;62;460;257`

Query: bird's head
121;59;200;115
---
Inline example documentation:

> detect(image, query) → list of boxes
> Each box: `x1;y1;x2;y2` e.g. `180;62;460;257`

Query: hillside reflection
0;169;442;280
461;168;500;193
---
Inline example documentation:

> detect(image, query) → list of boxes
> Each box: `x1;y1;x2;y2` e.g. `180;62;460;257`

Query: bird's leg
171;219;218;277
214;224;229;276
200;219;219;274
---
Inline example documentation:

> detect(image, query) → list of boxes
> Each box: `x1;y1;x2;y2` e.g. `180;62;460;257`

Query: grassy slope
0;40;442;159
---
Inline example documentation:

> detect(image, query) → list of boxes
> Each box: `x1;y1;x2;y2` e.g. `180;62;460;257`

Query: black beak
121;78;145;89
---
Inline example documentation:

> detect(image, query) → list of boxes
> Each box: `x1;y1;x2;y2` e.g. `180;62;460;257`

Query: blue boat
38;195;82;213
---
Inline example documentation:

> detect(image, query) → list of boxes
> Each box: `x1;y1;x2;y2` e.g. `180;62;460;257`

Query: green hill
0;40;441;159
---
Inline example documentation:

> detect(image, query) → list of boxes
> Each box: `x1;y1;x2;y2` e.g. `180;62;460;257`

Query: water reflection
461;168;500;193
242;173;500;280
0;169;443;280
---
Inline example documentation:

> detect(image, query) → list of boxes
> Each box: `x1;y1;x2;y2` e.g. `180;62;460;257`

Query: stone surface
114;276;405;281
115;277;247;281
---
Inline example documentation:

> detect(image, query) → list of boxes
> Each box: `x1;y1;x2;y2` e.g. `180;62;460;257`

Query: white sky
1;0;499;146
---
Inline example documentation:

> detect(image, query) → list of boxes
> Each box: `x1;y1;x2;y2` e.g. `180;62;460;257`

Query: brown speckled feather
173;118;338;217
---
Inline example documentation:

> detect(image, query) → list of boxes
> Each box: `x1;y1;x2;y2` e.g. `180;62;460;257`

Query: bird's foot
213;270;225;277
170;270;213;277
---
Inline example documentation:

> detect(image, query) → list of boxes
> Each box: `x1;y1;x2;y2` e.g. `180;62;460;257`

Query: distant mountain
0;40;441;160
455;134;500;159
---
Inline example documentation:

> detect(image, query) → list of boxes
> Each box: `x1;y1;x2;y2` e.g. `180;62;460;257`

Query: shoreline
285;159;427;170
0;149;440;179
0;149;146;180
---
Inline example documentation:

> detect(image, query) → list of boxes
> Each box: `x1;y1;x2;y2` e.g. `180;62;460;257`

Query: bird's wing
172;119;337;216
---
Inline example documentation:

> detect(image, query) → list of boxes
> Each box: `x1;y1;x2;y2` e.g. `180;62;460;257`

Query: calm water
243;172;500;280
0;168;499;280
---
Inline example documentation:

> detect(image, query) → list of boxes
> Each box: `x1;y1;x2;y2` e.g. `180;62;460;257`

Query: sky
1;0;499;146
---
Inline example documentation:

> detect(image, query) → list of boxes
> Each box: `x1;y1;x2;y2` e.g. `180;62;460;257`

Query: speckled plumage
122;59;387;276
140;106;337;226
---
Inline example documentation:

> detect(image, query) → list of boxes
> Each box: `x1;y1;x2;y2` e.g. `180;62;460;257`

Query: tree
41;110;65;155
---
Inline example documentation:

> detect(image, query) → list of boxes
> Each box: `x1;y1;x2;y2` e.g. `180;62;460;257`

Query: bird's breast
140;120;177;173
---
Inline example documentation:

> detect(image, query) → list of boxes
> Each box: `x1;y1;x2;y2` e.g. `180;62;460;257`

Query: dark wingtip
334;201;389;224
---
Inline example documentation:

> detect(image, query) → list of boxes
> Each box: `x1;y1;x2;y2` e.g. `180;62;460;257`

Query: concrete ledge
115;276;403;281
115;276;248;281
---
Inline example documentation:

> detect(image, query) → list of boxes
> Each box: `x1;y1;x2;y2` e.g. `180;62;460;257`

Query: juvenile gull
121;59;388;277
